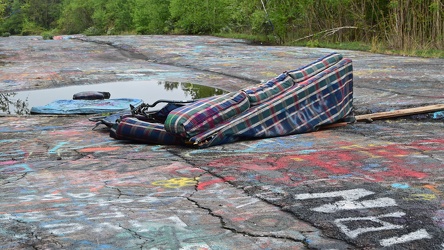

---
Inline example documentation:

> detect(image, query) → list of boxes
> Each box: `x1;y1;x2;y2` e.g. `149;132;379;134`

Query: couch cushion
110;117;183;145
243;73;294;105
190;58;354;148
164;91;250;138
287;52;343;83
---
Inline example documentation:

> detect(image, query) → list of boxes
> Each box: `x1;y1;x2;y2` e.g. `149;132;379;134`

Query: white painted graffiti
15;191;185;206
42;223;84;235
91;222;123;233
295;188;397;213
334;211;405;238
295;188;432;247
88;211;125;220
54;211;84;217
379;229;432;247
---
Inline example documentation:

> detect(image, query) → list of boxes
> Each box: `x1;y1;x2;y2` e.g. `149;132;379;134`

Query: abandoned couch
108;52;354;148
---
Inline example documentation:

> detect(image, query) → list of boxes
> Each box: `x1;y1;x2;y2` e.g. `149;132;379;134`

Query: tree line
1;0;443;51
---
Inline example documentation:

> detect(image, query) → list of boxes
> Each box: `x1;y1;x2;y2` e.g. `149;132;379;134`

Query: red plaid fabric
164;91;250;138
110;117;183;145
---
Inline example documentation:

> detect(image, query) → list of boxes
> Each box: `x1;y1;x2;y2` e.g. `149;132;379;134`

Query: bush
2;32;11;37
41;31;54;40
306;39;320;48
83;26;101;36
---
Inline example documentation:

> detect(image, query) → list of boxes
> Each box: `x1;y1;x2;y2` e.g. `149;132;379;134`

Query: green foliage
306;39;320;48
83;26;100;36
58;0;94;34
41;30;54;39
100;0;134;34
0;0;6;18
58;0;135;35
21;19;44;35
250;10;267;35
0;0;24;34
0;0;442;54
133;0;171;34
23;0;62;30
0;0;62;35
183;83;226;99
169;0;232;34
159;81;226;100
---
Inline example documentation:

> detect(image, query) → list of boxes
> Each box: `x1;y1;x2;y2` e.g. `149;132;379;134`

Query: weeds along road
1;35;443;249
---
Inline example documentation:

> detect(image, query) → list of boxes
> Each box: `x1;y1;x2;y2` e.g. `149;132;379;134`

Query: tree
89;0;134;34
104;0;134;34
58;0;94;34
23;0;61;30
169;0;232;34
132;0;170;34
0;0;6;19
0;0;24;34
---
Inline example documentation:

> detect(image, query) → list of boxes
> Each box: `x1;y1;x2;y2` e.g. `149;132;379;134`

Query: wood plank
319;122;348;130
355;104;444;122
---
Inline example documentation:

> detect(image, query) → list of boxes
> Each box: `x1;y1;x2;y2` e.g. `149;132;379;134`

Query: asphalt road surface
1;35;443;249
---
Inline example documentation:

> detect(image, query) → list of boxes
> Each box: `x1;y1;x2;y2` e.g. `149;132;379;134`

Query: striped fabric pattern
287;52;343;83
110;117;183;145
243;73;295;105
107;53;354;148
190;58;353;147
164;91;250;138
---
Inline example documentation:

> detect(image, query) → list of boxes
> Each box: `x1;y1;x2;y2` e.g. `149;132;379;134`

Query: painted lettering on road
334;212;405;238
294;188;397;213
295;188;432;247
380;229;432;247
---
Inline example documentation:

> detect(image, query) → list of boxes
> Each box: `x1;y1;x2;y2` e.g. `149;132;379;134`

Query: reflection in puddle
0;81;227;115
0;92;30;115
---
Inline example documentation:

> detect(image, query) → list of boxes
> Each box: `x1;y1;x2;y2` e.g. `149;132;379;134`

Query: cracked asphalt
1;35;443;249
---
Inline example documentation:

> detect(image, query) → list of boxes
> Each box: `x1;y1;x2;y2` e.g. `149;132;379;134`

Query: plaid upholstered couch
110;52;354;148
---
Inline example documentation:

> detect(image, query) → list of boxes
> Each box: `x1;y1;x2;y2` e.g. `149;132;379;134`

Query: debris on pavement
1;35;443;250
30;98;143;115
73;91;111;100
107;52;355;148
355;104;444;122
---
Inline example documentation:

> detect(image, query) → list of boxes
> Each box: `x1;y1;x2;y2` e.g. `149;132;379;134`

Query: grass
290;40;372;52
9;29;444;58
215;33;444;59
384;49;444;58
215;32;277;45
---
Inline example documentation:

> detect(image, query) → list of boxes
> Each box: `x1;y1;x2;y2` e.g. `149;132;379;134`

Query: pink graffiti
197;176;236;190
206;139;442;186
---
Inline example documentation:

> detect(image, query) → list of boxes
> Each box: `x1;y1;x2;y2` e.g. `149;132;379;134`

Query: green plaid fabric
190;57;353;148
287;53;343;82
110;117;183;145
164;91;250;138
108;52;354;148
243;73;295;105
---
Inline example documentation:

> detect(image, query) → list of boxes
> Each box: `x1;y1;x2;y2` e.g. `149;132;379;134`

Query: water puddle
0;80;227;115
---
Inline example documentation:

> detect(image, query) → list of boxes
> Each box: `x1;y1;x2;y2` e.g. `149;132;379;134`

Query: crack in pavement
118;224;151;250
75;37;260;85
103;181;123;199
355;85;444;99
4;219;65;249
166;149;318;243
185;195;306;244
167;149;358;248
1;171;28;185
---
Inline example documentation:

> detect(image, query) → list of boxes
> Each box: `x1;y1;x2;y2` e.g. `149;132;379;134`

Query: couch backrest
242;52;343;106
287;52;343;82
